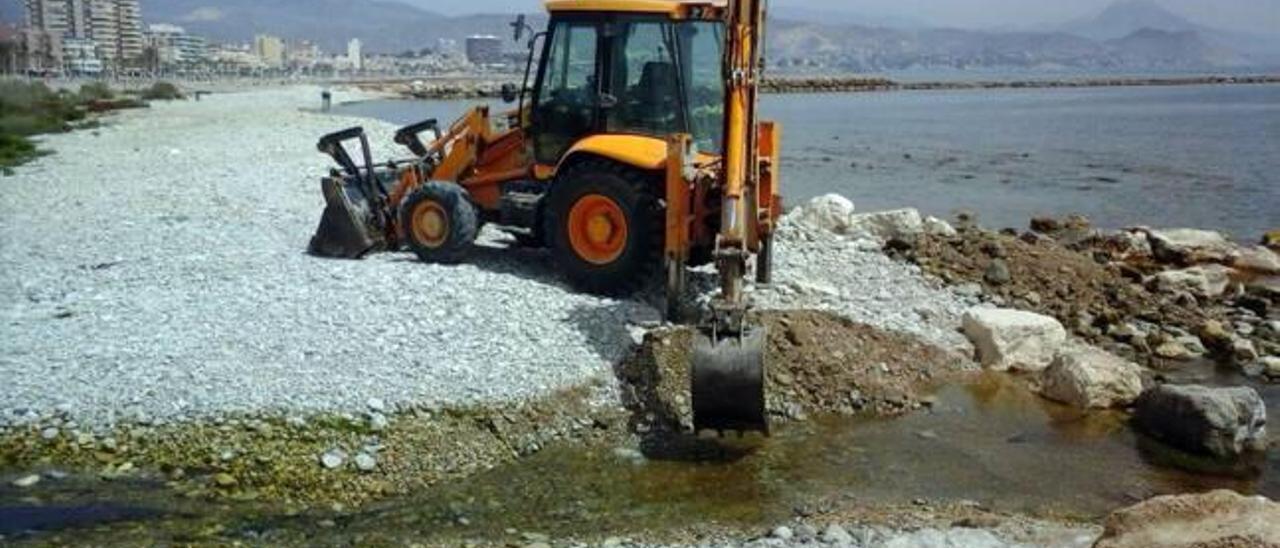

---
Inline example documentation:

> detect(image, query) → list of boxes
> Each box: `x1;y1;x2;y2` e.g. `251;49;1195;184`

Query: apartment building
24;0;144;68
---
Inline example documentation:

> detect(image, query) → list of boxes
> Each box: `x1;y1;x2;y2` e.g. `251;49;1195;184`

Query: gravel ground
0;86;975;431
0;86;655;430
653;521;1098;548
755;217;978;353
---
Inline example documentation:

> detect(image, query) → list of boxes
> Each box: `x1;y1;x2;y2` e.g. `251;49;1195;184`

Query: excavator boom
690;0;770;435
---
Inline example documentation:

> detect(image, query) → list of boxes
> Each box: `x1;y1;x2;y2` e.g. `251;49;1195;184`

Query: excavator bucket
308;175;387;259
692;326;768;434
308;127;390;259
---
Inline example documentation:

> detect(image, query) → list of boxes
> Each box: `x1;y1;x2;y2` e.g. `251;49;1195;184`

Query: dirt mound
615;310;973;436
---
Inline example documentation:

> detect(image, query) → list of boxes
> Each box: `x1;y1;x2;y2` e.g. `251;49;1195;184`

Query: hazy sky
424;0;1280;36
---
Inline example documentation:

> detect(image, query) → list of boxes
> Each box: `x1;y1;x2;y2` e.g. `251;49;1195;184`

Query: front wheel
400;181;479;264
543;159;664;296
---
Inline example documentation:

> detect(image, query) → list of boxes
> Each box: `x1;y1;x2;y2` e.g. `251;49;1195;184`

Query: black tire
400;181;479;264
543;159;664;296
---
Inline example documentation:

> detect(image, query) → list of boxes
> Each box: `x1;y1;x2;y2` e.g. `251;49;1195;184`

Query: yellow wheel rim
411;201;449;248
567;194;628;265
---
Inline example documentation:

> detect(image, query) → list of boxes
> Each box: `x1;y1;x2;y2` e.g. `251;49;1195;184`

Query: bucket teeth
691;326;768;435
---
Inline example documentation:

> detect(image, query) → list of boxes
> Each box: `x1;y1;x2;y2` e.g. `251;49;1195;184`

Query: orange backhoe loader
310;0;780;434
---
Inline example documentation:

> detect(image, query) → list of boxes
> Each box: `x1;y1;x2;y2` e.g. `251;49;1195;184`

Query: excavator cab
309;0;780;435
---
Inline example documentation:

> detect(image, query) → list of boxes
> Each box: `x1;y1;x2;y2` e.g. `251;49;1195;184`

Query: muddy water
4;373;1274;544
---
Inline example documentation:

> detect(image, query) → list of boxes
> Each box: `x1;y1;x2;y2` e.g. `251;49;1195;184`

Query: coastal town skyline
3;0;506;77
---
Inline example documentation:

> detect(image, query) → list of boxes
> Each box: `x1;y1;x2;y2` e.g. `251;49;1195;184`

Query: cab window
534;21;600;163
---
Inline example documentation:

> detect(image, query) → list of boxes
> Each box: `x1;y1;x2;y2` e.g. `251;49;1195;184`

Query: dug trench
4;307;1274;545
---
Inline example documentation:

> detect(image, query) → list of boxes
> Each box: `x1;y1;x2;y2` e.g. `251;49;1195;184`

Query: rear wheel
401;181;479;264
544;159;663;296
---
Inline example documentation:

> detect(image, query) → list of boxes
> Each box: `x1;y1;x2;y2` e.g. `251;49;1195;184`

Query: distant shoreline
351;74;1280;100
763;74;1280;93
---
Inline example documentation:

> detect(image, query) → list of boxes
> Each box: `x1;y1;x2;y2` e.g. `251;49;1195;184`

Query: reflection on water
317;372;1277;542
4;373;1275;543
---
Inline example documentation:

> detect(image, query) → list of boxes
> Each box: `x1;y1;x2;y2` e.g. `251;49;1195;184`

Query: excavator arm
690;0;771;435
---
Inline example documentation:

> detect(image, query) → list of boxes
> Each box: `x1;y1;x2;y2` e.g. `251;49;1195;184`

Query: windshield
603;18;724;153
678;21;725;153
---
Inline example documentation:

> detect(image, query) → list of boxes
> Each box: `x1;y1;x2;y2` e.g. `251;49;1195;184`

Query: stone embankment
765;74;1280;94
370;74;1280;100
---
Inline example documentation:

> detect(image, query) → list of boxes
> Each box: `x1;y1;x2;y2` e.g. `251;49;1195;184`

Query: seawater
334;83;1280;239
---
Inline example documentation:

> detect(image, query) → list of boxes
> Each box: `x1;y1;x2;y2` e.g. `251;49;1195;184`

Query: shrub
141;81;184;101
0;132;43;172
78;81;115;101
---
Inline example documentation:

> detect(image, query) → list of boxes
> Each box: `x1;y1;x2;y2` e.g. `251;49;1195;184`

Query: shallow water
4;373;1275;543
333;84;1280;239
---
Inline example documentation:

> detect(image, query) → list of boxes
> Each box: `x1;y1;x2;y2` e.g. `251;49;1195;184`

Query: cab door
532;19;602;164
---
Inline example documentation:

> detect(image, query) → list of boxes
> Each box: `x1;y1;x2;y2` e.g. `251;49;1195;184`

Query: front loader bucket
308;176;386;259
692;326;768;435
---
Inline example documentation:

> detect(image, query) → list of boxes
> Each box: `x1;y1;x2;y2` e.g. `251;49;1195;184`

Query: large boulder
1040;346;1144;409
1147;228;1238;265
789;194;856;234
1095;490;1280;548
962;308;1068;372
1151;265;1234;299
847;208;926;242
1132;384;1268;458
1233;246;1280;275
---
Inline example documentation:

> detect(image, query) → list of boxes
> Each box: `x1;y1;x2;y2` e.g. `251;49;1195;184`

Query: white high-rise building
114;0;142;61
253;34;285;68
145;23;206;66
25;0;144;65
347;38;363;71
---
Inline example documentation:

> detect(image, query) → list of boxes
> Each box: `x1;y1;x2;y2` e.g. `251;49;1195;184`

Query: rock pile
901;213;1280;382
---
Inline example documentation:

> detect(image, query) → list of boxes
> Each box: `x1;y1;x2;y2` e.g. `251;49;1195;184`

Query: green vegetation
141;81;185;101
0;79;178;173
78;81;116;102
0;80;86;173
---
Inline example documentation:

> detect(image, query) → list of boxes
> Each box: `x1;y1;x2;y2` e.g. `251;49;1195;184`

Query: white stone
354;453;377;472
1152;265;1234;299
821;524;854;545
924;216;958;238
1147;228;1237;263
1040;346;1144;409
962;308;1068;372
11;474;41;488
1259;356;1280;378
319;450;345;469
366;397;386;413
788;194;856;234
771;525;794;540
883;528;1007;548
1233;246;1280;274
848;208;926;242
1233;338;1259;362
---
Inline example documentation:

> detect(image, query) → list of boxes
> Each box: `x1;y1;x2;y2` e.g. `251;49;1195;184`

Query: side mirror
500;83;519;104
511;15;527;42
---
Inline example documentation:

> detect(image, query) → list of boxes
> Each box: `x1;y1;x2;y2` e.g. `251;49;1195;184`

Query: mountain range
3;0;1276;70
